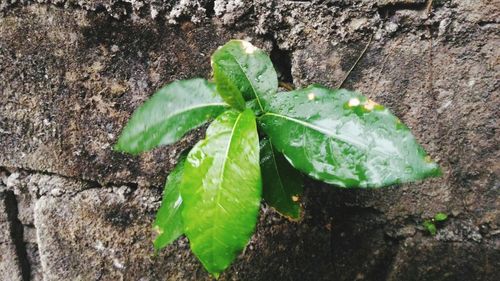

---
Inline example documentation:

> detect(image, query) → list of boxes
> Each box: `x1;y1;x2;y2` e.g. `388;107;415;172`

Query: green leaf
423;220;437;235
213;62;246;111
434;212;448;222
259;85;441;188
260;138;303;220
211;40;278;112
114;78;227;154
181;109;262;276
153;154;187;251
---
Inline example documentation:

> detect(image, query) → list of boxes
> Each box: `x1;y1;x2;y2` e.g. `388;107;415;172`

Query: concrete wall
0;0;498;280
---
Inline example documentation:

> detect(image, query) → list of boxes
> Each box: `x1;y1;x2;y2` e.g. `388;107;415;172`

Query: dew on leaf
404;166;414;174
348;98;360;107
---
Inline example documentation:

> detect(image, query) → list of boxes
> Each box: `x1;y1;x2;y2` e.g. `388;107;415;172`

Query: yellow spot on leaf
364;99;379;111
425;155;433;163
292;195;300;202
348;98;360;107
307;93;316;100
153;225;163;235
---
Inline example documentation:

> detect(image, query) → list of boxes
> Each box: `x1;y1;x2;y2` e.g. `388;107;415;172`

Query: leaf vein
230;55;265;112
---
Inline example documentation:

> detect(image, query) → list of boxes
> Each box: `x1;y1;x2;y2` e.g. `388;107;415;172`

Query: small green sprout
434;212;448;222
423;212;448;235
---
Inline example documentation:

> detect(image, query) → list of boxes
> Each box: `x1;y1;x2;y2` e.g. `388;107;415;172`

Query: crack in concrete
1;166;140;199
377;0;433;18
4;191;31;281
269;38;295;86
40;167;136;188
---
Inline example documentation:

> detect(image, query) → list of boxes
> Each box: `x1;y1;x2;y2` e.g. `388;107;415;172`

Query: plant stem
337;32;373;89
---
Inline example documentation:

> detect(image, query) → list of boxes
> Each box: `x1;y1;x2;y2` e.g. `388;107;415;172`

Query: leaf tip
427;161;443;178
239;40;258;54
152;247;160;256
152;236;163;252
113;140;142;155
112;138;132;154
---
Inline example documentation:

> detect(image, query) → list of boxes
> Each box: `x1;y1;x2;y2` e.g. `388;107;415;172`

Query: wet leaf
153;154;187;250
259;85;441;188
213;62;246;111
211;40;278;112
181;109;261;276
114;78;227;154
260;138;303;219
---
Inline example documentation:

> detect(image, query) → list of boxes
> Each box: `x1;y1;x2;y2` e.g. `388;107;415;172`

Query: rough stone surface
33;178;160;280
0;0;499;280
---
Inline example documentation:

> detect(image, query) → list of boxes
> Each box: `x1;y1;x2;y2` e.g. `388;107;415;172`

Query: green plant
423;212;448;235
114;40;441;278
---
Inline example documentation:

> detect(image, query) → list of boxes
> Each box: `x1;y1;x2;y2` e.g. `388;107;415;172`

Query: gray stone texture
0;0;499;280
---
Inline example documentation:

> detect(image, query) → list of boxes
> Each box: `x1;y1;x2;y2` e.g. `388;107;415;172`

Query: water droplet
404;166;414;174
348;98;360;107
